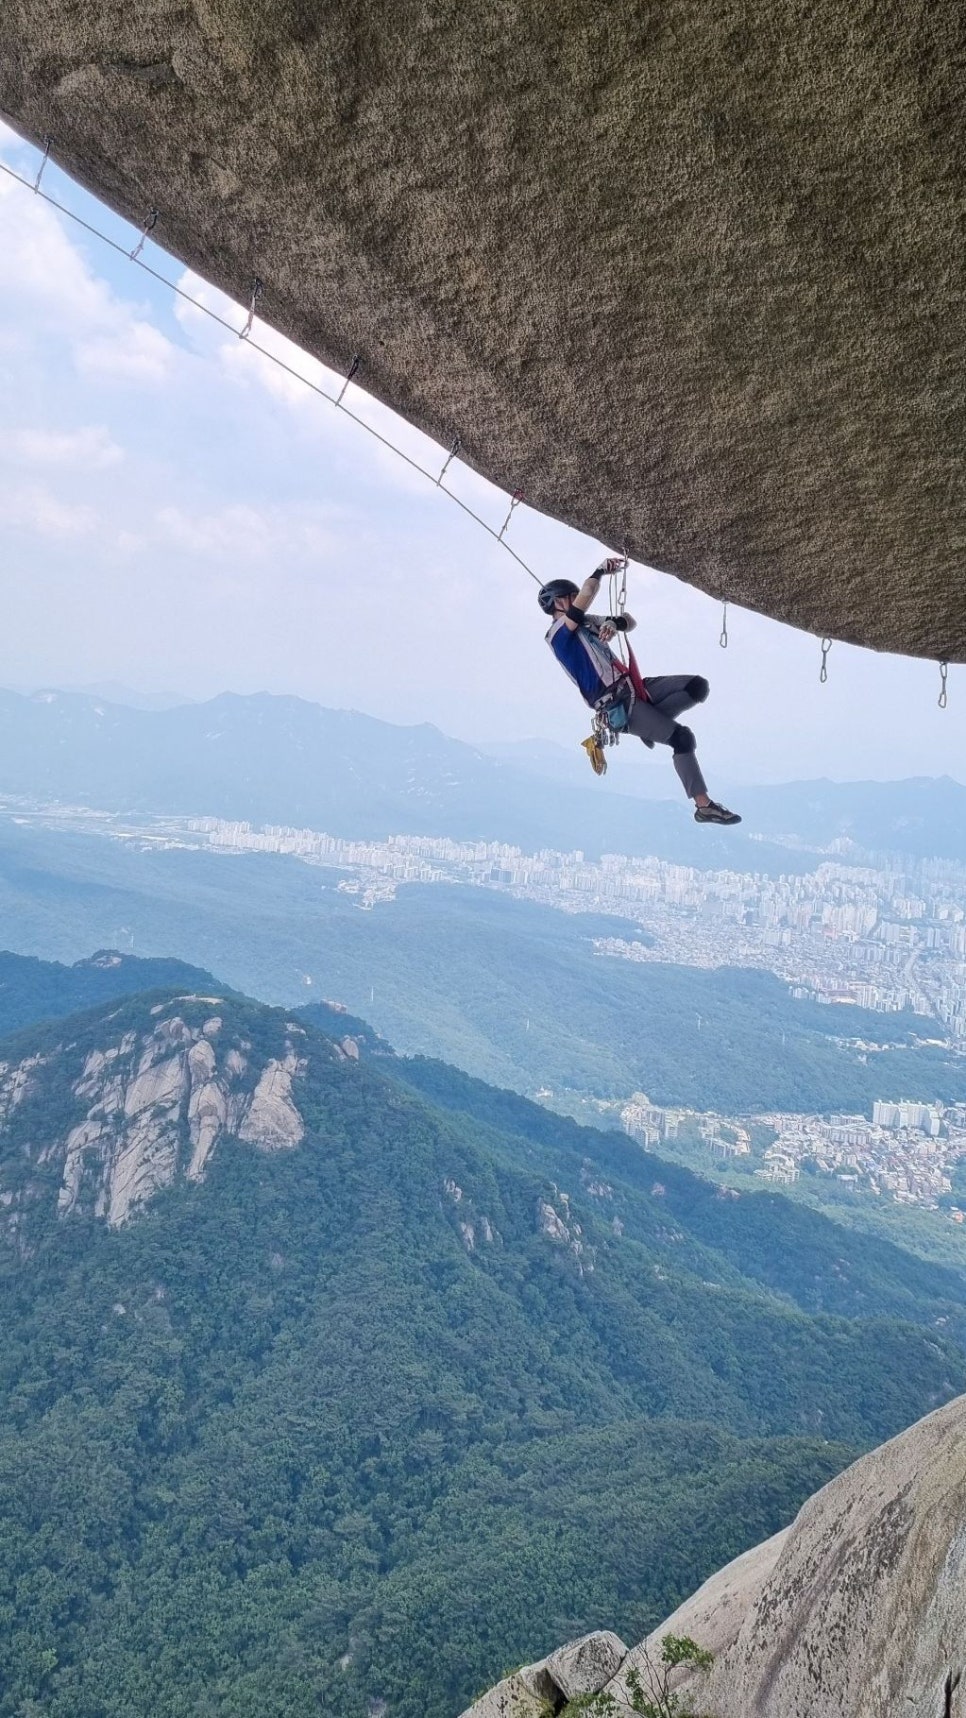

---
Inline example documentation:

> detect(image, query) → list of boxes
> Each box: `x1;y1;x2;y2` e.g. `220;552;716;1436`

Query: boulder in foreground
459;1630;628;1717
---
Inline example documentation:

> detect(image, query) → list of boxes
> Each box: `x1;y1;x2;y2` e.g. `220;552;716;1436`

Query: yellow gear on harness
581;733;607;776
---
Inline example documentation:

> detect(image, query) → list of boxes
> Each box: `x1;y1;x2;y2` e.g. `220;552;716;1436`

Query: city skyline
8;795;964;1044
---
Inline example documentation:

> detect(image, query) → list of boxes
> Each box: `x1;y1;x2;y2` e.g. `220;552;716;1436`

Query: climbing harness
580;553;645;774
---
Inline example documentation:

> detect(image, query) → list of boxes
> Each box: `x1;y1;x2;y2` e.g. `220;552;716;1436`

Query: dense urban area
189;817;966;1041
9;803;966;1216
188;819;966;1216
620;1093;966;1214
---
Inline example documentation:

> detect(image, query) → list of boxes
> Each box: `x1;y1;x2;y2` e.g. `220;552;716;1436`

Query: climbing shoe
694;800;742;825
582;735;608;776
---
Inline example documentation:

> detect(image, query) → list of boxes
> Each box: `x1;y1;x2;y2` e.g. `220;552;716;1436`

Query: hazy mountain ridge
735;774;966;860
2;976;966;1715
481;738;966;856
3;686;964;864
0;687;687;859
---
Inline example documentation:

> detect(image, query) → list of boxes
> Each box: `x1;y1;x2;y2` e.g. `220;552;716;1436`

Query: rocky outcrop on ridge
459;1631;628;1718
2;4;963;659
616;1389;966;1718
464;1393;966;1717
0;997;308;1233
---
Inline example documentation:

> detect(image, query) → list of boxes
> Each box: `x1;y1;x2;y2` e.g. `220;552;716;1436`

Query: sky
0;119;963;793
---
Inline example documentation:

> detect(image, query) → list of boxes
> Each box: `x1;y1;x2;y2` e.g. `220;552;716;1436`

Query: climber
538;559;741;824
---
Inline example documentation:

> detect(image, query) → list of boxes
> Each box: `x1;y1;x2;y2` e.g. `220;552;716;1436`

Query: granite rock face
544;1631;628;1701
457;1675;547;1718
459;1631;628;1718
2;3;963;658
463;1397;966;1717
0;1000;308;1231
604;1393;966;1717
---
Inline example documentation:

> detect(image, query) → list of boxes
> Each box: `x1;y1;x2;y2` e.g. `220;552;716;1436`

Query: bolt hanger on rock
239;276;263;340
497;489;525;541
336;354;362;406
436;436;461;486
32;135;52;192
130;209;158;263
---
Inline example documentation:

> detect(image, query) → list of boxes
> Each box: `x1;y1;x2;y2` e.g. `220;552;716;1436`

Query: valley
3;971;966;1716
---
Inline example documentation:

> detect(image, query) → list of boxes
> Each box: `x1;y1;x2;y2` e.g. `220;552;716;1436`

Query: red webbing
625;640;648;701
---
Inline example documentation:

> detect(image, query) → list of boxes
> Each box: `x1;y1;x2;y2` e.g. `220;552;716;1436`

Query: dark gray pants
625;675;709;800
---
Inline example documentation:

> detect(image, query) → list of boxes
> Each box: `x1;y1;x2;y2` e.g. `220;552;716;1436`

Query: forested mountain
2;979;966;1717
0;947;224;1038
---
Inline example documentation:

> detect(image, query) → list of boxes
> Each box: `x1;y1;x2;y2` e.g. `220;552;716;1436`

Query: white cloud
0;171;108;325
7;425;123;469
76;322;172;384
157;503;273;559
155;500;339;562
0;484;98;538
113;530;148;555
170;268;514;520
173;272;341;403
0;165;174;384
0;120;32;162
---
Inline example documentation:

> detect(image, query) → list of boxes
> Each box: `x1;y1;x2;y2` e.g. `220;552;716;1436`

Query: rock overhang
1;0;963;659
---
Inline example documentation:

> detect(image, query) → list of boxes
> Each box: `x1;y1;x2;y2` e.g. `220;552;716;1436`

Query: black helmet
537;578;579;615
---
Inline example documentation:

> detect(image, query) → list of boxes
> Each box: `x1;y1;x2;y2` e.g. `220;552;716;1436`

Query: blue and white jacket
546;613;633;708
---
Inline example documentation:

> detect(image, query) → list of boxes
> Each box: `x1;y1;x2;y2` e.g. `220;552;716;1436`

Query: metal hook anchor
239;276;263;340
130;209;158;263
33;136;52;193
497;489;525;541
436;436;461;486
335;354;361;405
